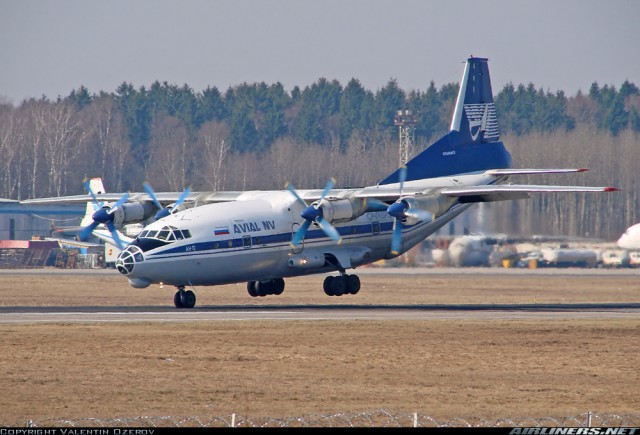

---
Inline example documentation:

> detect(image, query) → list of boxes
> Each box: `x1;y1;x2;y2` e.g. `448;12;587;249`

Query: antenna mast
394;109;417;166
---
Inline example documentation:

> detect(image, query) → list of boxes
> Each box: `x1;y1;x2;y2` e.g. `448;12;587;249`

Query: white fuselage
116;173;493;288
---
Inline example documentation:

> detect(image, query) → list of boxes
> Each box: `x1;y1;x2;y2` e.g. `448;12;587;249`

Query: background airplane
617;222;640;250
22;57;618;308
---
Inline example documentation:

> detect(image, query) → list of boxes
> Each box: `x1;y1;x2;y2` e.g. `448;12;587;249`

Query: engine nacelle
389;195;450;226
110;201;158;228
316;198;367;224
288;252;326;269
402;196;443;217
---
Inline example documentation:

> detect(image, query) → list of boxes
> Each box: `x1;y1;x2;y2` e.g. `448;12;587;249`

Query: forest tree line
0;77;639;240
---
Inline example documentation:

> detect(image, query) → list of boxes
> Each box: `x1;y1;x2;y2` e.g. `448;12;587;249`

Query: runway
1;302;639;324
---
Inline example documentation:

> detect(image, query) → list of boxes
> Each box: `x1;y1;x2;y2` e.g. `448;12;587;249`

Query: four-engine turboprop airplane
22;57;619;308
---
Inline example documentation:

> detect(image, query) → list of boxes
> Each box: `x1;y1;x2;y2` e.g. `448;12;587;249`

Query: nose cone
116;246;144;276
301;205;322;221
387;201;407;219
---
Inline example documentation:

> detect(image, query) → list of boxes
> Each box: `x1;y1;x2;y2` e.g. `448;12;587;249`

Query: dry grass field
0;269;639;426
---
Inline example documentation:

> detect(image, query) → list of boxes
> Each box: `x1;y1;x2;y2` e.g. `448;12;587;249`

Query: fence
18;411;640;428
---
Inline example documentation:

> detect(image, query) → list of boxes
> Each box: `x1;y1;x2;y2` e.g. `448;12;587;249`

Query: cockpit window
134;226;192;251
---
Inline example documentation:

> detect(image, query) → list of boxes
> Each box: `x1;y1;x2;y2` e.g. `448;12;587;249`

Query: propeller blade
398;165;407;194
106;221;124;250
286;182;308;208
391;219;403;255
317;217;342;244
143;182;163;210
291;220;312;247
175;186;191;207
78;221;99;242
107;192;130;215
319;178;335;202
151;186;192;220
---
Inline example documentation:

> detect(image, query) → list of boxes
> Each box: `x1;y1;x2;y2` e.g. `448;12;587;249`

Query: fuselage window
182;230;192;239
139;230;149;238
157;230;170;240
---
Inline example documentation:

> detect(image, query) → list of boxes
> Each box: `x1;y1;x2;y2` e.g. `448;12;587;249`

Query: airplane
22;56;619;308
617;222;640;250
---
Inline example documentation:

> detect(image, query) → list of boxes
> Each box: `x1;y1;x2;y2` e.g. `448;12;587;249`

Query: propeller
286;178;342;247
143;182;191;220
78;179;129;250
386;166;433;255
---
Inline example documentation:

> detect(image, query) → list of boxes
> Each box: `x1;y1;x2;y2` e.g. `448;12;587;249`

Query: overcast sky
1;0;638;104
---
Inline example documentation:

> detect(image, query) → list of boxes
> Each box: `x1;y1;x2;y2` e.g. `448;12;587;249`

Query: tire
256;280;271;297
247;281;259;297
174;290;184;308
273;278;285;295
347;274;361;294
323;276;335;296
332;276;346;296
182;290;196;308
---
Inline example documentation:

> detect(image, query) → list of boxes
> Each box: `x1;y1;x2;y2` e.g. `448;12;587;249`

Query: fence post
586;411;592;427
231;413;236;428
413;413;418;427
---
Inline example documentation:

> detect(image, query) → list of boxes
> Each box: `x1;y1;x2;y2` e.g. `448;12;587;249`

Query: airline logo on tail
465;103;499;142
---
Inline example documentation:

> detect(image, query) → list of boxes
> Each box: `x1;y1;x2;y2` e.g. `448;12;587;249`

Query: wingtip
577;168;589;172
604;187;620;192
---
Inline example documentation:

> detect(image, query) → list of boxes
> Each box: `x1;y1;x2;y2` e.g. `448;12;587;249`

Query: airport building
0;198;84;240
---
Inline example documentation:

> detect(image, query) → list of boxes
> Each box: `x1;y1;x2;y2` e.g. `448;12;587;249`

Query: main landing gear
323;273;360;296
247;278;285;297
174;286;196;308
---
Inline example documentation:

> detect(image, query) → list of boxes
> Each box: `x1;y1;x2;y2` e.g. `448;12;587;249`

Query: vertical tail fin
379;56;511;185
449;57;500;143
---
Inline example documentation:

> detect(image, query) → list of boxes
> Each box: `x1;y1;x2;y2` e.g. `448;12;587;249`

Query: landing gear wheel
273;278;285;295
323;276;335;296
174;290;185;308
174;287;196;308
256;280;272;297
182;290;196;308
332;276;347;296
347;274;361;294
247;281;259;297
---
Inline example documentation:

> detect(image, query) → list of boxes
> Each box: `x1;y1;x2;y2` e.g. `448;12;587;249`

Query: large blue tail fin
380;56;511;185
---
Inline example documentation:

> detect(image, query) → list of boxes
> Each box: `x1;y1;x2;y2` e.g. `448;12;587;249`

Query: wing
20;190;244;206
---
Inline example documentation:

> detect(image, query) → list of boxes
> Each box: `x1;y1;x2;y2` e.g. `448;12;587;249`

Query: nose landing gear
174;286;196;308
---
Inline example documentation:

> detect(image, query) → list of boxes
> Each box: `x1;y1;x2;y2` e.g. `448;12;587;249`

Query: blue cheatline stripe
146;220;430;260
